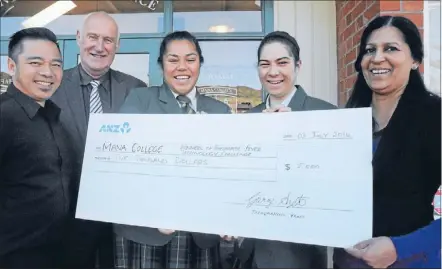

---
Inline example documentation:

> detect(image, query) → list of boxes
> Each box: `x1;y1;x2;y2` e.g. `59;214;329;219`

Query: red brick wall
336;0;424;106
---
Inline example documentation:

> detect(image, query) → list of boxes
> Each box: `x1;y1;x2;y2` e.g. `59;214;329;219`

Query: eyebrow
259;56;291;62
87;33;116;40
166;53;198;58
366;42;401;47
26;56;63;63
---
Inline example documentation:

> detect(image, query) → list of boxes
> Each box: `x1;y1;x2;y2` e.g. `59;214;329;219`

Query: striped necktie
176;95;195;114
89;80;103;113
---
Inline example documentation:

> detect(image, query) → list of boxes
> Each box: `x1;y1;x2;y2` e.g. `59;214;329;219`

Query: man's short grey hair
79;11;120;42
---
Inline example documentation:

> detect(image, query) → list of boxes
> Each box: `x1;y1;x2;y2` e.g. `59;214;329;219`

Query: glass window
196;41;262;113
0;0;164;37
173;0;262;33
0;56;12;94
428;2;441;96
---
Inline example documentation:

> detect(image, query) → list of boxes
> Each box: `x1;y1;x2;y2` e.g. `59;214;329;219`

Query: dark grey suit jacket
52;66;146;151
114;83;231;248
51;65;146;268
237;85;336;269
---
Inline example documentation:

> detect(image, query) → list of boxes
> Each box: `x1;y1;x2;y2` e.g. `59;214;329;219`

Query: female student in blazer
234;31;336;269
114;31;231;269
333;15;441;269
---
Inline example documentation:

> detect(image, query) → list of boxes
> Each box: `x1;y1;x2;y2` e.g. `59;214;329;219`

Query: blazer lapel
196;91;209;113
251;102;266;113
63;67;88;143
287;85;308;111
196;100;204;113
108;69;125;113
158;83;182;114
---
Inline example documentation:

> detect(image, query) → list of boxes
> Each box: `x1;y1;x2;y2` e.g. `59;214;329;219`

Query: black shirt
0;83;75;256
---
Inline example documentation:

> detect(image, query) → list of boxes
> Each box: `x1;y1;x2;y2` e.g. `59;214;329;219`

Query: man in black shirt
0;27;75;268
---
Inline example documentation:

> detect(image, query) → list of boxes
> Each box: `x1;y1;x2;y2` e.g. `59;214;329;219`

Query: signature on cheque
245;192;309;209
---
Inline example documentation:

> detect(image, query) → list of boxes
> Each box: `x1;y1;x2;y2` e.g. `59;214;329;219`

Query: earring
412;64;418;70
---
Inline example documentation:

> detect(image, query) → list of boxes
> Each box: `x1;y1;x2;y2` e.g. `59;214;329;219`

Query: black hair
157;31;204;68
257;31;301;64
346;15;427;108
8;27;60;62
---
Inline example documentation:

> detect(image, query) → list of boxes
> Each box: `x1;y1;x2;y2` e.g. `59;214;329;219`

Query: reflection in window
0;0;164;36
0;56;12;94
196;41;262;113
173;0;262;33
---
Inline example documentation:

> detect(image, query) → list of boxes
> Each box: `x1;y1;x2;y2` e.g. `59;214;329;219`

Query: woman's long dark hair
346;16;428;108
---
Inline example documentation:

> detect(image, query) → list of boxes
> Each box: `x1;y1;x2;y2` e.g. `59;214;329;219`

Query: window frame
0;0;273;100
423;0;441;95
1;0;273;41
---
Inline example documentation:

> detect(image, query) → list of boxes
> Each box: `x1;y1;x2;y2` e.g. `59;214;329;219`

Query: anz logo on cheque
99;122;132;134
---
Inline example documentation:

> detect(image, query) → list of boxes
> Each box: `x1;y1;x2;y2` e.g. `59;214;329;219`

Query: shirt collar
265;85;297;109
78;64;110;91
171;87;197;106
6;83;60;119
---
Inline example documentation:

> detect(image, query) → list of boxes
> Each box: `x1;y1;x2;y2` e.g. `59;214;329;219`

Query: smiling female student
233;31;336;269
114;30;231;269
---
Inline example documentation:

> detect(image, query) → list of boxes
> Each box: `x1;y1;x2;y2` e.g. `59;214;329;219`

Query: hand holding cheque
75;108;373;248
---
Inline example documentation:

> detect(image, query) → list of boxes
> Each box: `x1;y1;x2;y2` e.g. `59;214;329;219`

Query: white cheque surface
76;108;373;248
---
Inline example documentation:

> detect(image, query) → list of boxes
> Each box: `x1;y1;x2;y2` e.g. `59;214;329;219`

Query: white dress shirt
265;86;297;109
171;87;197;111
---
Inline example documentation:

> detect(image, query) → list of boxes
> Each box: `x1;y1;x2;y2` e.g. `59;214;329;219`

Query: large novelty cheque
76;108;372;248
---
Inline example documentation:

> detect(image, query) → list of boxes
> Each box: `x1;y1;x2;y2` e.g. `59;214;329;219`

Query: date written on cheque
283;131;353;140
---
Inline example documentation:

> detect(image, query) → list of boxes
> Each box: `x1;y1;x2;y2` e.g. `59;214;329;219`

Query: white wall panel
274;1;338;105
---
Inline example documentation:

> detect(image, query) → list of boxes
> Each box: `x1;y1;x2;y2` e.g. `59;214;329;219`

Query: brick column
336;0;424;106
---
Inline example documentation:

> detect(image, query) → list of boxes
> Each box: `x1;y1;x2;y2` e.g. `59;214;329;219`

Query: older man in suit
51;11;146;268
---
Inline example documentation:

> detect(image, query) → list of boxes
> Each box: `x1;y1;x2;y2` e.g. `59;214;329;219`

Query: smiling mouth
370;69;391;75
268;80;283;85
90;53;106;58
35;81;53;87
174;75;190;81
